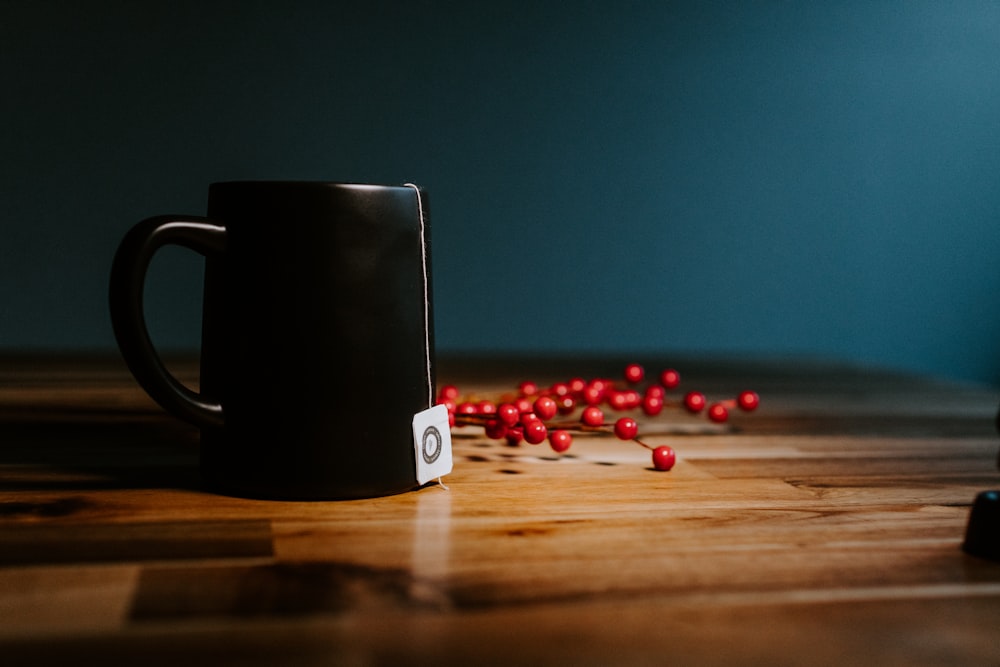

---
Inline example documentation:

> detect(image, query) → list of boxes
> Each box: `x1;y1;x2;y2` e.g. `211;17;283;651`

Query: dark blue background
3;1;999;384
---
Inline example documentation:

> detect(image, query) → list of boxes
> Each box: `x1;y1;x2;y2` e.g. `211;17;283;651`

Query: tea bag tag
412;404;452;486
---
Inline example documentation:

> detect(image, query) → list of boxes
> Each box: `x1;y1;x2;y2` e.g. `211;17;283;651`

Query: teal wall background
2;1;1000;385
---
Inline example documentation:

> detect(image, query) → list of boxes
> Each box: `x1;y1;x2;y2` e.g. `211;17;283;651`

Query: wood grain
0;353;998;665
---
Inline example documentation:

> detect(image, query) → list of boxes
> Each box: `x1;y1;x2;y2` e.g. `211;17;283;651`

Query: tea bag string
404;183;434;407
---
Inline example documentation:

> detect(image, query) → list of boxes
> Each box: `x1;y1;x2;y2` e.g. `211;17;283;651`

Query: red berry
457;401;478;415
581;405;604;426
684;391;706;413
623;389;641;409
505;426;523;446
707;403;729;423
568;377;586;393
549;382;570;397
659;369;680;389
519;381;538;396
583;378;613;405
484;418;507;439
645;385;665;399
515;397;533;414
642;394;664;416
497;403;520;426
608;391;630;411
548;429;572;453
614;417;639;440
624;363;645;383
652;445;676;471
556;395;576;415
533;396;558;421
478;400;497;414
582;384;605;406
523;420;548;445
438;385;460;402
737;391;760;411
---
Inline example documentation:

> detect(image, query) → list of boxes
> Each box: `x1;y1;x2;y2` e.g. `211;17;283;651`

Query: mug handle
109;215;227;428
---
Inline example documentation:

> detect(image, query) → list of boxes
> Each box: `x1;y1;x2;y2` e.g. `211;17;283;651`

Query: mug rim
210;180;418;191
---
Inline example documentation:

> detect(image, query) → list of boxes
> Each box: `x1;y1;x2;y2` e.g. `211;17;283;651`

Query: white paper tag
412;404;453;486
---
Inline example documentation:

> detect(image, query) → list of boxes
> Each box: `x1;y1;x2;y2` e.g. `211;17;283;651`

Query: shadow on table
0;406;201;493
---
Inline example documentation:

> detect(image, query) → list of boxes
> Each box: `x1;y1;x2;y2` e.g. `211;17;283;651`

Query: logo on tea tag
412;404;452;485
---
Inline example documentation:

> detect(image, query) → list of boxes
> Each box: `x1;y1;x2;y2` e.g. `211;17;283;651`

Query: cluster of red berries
438;363;759;472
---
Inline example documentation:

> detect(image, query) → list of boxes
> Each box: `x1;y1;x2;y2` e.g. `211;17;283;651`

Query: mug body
199;182;435;499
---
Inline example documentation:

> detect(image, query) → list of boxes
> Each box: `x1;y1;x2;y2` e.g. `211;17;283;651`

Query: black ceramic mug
109;181;437;500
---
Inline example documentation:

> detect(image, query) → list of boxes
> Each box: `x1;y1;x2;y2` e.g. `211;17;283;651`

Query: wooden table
1;354;999;666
